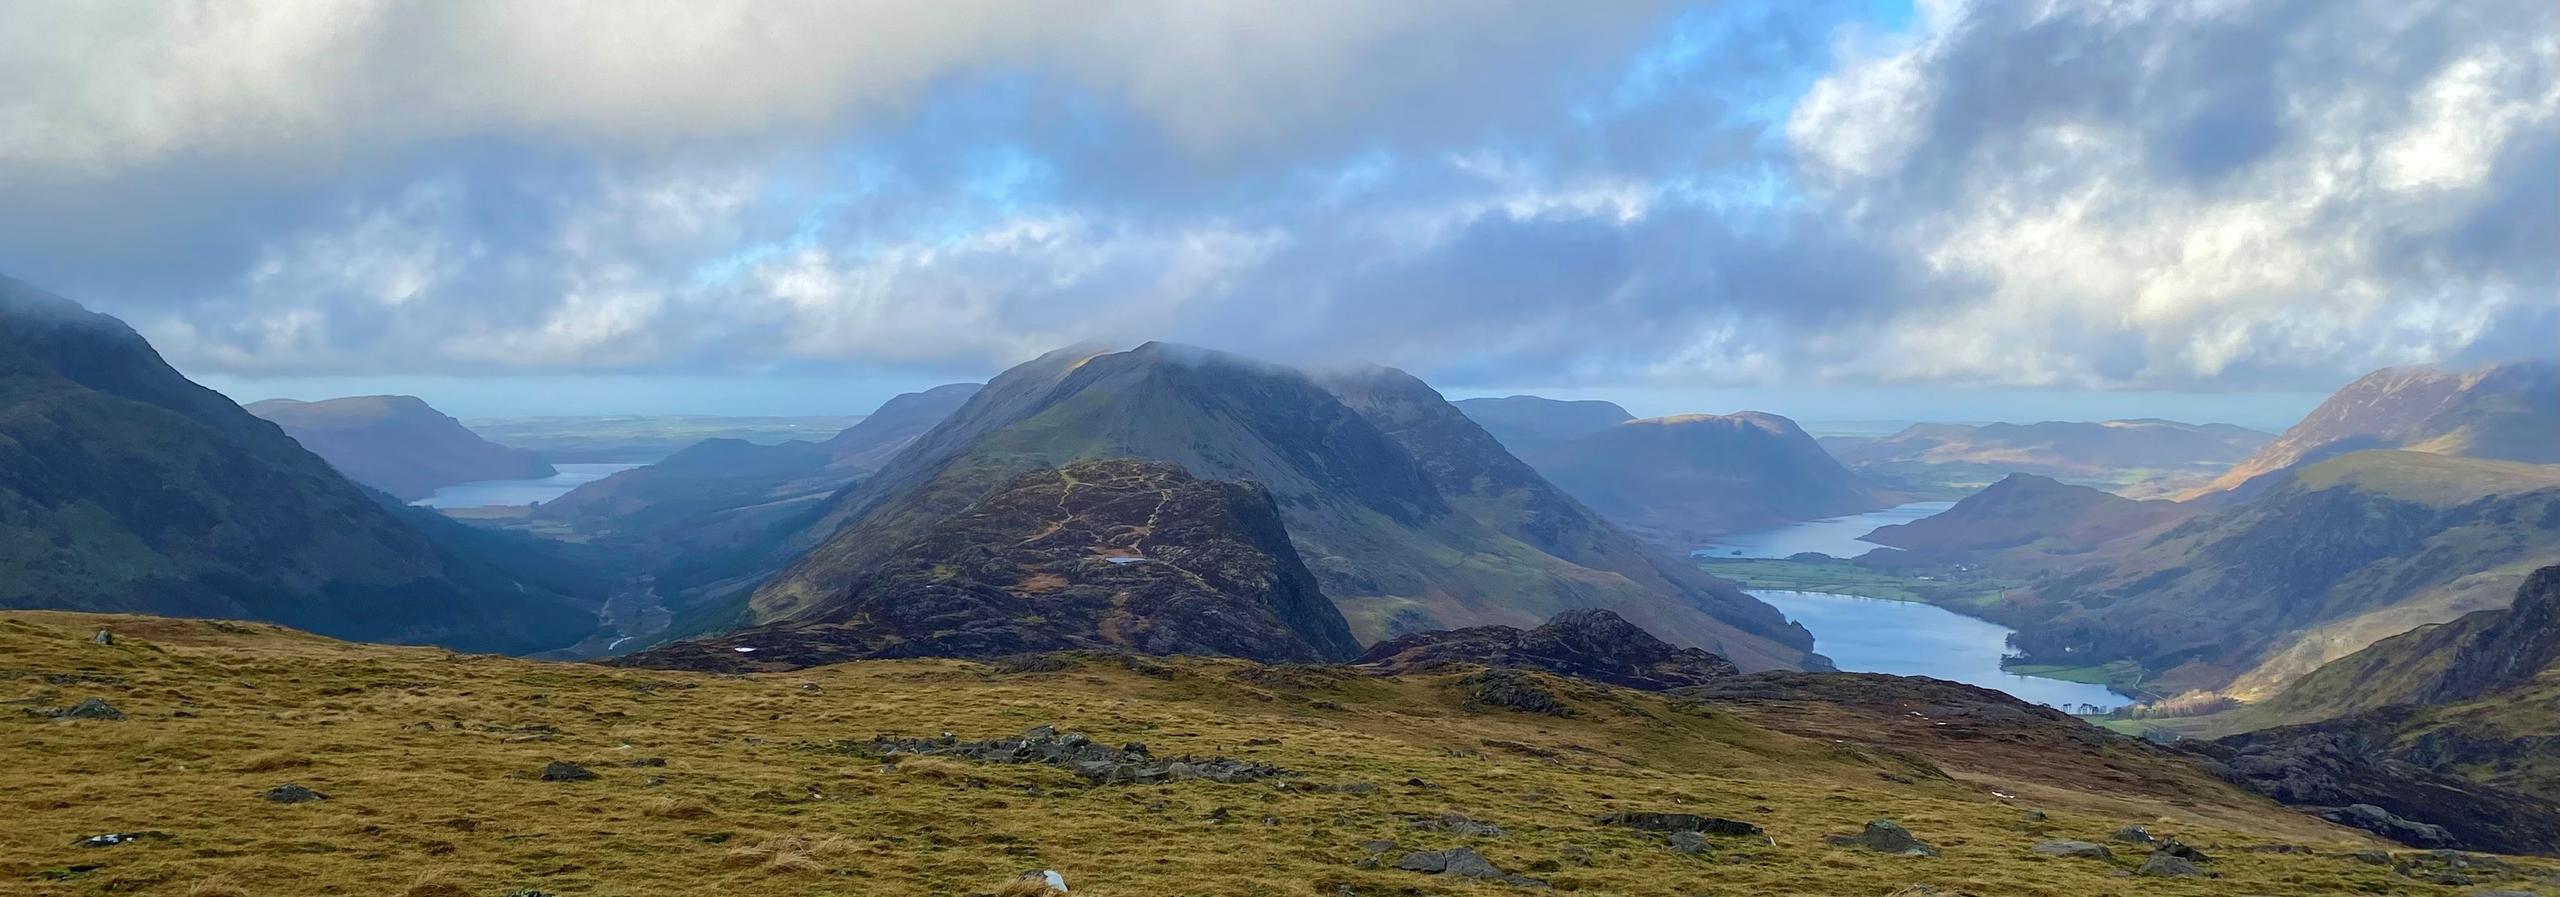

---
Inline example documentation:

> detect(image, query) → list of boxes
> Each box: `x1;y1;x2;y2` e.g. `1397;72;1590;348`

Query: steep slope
1826;419;2271;497
1452;394;1634;456
1520;412;1884;543
1862;473;2192;554
815;382;983;473
2192;362;2559;499
749;344;1818;671
2220;566;2560;733
624;459;1358;670
245;395;554;500
0;275;594;653
1355;608;1739;689
2005;451;2560;695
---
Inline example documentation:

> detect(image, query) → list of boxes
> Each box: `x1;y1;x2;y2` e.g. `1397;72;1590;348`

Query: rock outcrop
623;459;1359;670
1355;609;1739;690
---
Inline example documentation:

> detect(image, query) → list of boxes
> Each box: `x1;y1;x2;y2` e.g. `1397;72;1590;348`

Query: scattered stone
502;891;558;897
2350;850;2393;865
2138;852;2206;877
627;756;667;767
93;630;113;645
1827;820;1938;857
2111;825;2156;845
76;831;169;848
1360;840;1399;855
2469;891;2538;897
1393;847;1546;887
1593;811;1764;836
854;727;1287;785
2155;837;2211;863
2393;850;2512;886
2030;840;2113;861
59;698;124;720
539;761;595;782
262;783;325;804
2248;844;2316;855
1667;831;1709;855
1461;669;1572;716
1416;813;1508;838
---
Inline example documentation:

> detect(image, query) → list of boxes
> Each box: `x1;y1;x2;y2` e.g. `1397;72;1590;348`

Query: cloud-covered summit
2;0;2549;395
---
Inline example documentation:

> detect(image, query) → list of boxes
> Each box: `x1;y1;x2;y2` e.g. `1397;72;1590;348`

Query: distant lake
410;463;641;509
1752;589;2127;711
1690;501;1956;559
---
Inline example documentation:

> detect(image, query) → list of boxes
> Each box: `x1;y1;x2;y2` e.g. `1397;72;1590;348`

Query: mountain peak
1355;607;1740;690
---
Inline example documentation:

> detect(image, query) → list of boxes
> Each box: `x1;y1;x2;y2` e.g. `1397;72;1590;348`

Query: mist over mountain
1452;395;1636;457
0;276;597;653
247;395;554;500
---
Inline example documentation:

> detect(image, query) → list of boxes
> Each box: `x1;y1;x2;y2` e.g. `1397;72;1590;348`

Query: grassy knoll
1;611;2517;896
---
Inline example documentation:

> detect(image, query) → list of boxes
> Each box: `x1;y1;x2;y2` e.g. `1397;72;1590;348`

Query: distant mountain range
247;395;554;500
2189;362;2558;499
1520;412;1885;544
1824;419;2273;498
733;343;1820;671
0;276;600;653
1862;473;2189;555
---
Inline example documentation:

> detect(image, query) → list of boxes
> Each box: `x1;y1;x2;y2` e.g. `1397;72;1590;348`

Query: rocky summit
1354;608;1742;690
623;458;1359;670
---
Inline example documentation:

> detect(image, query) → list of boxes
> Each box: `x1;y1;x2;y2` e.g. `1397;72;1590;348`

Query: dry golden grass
1;610;2544;896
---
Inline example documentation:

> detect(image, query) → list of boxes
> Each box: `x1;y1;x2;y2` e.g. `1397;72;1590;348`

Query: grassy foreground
0;611;2531;896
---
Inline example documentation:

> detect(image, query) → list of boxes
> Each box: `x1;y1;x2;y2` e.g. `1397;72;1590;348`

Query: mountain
1825;419;2271;498
2191;362;2560;499
0;275;595;653
2004;451;2560;696
245;395;554;500
1520;412;1885;544
2179;568;2560;854
623;459;1358;671
743;343;1819;671
1354;608;1738;690
1452;395;1634;456
532;383;981;547
1862;473;2191;554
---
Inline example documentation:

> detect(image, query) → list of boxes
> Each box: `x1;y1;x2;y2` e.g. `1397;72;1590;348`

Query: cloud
0;0;2550;395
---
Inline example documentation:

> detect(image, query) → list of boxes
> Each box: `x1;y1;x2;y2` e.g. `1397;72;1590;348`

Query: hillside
746;343;1819;671
0;608;2465;896
1522;412;1885;544
1825;419;2271;498
2005;452;2560;696
2191;362;2559;499
624;459;1359;670
1452;394;1635;456
2207;566;2560;735
1862;473;2192;555
245;395;555;500
0;276;596;653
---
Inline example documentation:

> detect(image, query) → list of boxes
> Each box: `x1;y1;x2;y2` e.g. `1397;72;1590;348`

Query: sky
3;0;2552;426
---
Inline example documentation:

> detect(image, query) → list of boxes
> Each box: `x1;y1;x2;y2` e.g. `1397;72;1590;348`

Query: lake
410;463;641;509
1690;501;1956;559
1752;589;2127;711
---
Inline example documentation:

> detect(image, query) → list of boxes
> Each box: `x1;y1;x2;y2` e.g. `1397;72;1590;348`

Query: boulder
1667;832;1709;855
1827;820;1938;857
2030;840;2113;861
539;761;595;782
1392;847;1546;886
2137;853;2206;877
262;783;326;804
61;698;124;720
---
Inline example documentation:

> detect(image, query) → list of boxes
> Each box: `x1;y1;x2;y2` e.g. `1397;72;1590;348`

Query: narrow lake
410;463;641;509
1690;501;1956;559
1751;589;2127;711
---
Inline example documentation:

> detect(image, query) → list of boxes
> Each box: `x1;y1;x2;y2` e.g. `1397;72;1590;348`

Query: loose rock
59;698;124;720
2111;825;2155;845
262;783;325;804
75;831;168;848
2137;853;2206;877
857;727;1287;785
1392;848;1546;887
2030;840;2113;861
1827;820;1939;857
1667;831;1709;855
539;761;595;782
